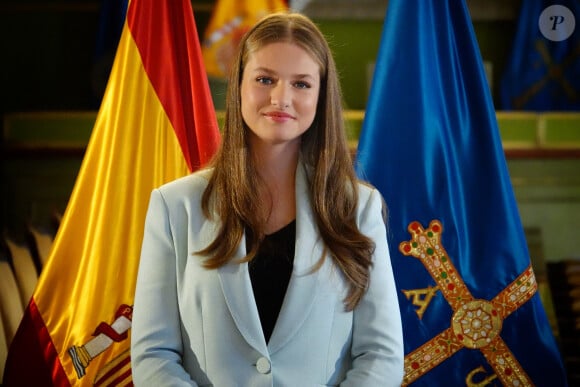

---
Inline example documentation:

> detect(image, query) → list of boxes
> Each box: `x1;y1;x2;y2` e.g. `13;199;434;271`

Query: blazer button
256;357;271;374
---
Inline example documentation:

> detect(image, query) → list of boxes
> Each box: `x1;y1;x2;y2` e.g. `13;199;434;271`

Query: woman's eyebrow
250;67;316;80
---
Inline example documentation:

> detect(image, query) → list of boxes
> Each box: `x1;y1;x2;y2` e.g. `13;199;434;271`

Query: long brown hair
198;12;375;311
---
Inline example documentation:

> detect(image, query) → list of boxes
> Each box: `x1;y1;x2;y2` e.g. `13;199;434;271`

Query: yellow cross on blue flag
355;1;569;385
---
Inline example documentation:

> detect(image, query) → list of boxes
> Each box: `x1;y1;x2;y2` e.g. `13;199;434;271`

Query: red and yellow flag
202;0;288;78
3;0;220;385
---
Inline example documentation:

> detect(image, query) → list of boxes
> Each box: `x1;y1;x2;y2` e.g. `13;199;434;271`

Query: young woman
131;12;404;386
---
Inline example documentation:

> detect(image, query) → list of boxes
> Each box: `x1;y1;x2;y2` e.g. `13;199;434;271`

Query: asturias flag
500;0;580;110
355;1;569;386
3;0;220;385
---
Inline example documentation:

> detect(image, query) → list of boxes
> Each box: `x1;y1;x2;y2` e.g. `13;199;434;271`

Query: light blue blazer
131;163;404;386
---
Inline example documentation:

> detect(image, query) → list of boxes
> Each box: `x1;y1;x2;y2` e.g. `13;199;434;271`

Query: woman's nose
271;82;290;109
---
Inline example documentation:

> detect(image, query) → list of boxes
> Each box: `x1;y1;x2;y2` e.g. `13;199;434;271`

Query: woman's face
241;42;320;150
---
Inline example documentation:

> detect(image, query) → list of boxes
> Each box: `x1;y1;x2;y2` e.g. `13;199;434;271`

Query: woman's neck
252;140;300;186
251;141;300;234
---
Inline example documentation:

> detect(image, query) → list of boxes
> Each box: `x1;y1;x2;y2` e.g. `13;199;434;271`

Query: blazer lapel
268;162;323;354
217;233;268;355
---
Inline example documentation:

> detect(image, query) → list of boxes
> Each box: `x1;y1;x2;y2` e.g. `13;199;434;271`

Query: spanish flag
3;0;220;385
202;0;288;78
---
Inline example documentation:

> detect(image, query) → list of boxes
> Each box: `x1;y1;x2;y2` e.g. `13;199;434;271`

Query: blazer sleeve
341;188;404;387
131;189;197;387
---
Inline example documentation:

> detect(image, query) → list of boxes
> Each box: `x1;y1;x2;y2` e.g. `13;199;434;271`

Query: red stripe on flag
103;368;133;387
3;299;70;386
94;353;132;387
126;0;220;172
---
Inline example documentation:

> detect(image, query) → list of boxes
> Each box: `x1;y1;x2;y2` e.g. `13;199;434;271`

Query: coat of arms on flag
201;0;287;78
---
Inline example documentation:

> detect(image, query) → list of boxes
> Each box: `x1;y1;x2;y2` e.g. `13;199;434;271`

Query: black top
248;220;296;343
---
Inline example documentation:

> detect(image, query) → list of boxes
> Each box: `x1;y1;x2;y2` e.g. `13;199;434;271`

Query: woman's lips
264;111;294;122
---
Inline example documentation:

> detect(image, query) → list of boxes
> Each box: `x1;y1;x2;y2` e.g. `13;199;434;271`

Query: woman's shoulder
156;168;213;198
355;179;379;201
355;179;386;218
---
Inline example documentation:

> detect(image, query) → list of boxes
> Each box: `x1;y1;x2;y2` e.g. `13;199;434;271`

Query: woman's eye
294;81;311;89
256;76;273;85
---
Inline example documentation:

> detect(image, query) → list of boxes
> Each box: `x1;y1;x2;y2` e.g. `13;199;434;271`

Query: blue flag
355;1;569;386
500;0;580;110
